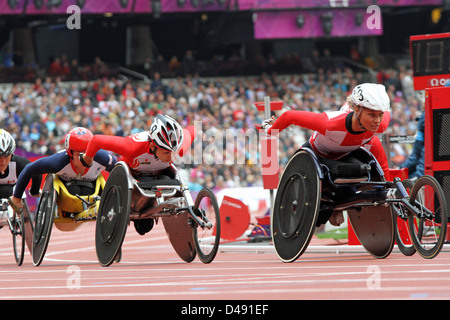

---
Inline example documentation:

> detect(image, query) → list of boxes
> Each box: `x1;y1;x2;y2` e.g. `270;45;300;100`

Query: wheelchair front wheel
192;188;221;264
408;175;447;259
11;211;25;266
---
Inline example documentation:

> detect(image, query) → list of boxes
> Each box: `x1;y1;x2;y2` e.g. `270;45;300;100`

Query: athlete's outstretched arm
267;110;328;135
12;153;68;202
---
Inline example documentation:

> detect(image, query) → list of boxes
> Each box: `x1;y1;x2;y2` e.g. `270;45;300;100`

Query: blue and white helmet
149;114;184;152
0;129;15;157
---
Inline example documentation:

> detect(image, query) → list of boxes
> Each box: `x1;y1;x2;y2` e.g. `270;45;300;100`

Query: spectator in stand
168;55;182;76
48;57;62;77
150;72;164;92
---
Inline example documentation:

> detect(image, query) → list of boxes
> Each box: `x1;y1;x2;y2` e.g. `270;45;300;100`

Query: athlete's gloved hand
29;189;41;198
261;116;275;134
8;196;23;213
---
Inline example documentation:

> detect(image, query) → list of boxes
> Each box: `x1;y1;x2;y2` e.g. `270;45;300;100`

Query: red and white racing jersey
267;108;391;176
85;126;196;175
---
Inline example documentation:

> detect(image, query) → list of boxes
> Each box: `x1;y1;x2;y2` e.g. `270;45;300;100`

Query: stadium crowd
0;51;422;192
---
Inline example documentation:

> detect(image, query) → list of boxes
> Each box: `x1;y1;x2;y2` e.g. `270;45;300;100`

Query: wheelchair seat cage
95;161;220;267
273;146;448;262
274;147;394;262
31;173;105;266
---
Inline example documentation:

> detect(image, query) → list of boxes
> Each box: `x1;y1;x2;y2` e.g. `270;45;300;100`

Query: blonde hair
346;96;357;109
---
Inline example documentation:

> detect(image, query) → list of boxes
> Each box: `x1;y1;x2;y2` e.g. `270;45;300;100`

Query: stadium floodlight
34;0;43;9
152;0;161;18
119;0;128;8
77;0;85;8
7;0;18;10
296;14;305;29
355;11;364;27
320;11;333;36
47;0;63;8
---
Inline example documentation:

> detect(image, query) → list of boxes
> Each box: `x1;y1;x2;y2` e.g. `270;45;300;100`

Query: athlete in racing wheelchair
263;84;400;261
0;129;42;265
81;114;221;266
264;83;447;261
9;127;117;266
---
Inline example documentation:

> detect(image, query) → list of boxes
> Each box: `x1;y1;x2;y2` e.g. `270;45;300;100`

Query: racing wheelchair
95;161;221;267
30;173;105;266
1;193;32;266
272;147;447;262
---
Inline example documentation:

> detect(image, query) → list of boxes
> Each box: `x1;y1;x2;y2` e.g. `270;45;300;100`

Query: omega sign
222;199;242;209
429;78;450;87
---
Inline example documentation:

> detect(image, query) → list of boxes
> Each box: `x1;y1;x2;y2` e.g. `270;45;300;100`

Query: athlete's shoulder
130;131;151;143
325;109;349;121
39;150;71;167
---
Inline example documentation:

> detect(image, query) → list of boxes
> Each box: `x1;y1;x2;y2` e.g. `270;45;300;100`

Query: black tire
408;175;447;259
272;150;321;263
12;210;25;266
96;164;132;267
192;188;221;264
33;174;56;266
393;179;416;256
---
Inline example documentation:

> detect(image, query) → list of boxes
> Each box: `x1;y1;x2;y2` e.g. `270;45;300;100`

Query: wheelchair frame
95;161;221;267
1;195;30;266
272;147;447;262
31;173;105;266
52;174;105;230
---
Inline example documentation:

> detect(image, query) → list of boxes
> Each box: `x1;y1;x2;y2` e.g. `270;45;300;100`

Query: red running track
1;221;450;300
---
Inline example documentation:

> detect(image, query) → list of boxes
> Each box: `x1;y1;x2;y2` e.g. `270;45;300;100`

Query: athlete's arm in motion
9;153;68;210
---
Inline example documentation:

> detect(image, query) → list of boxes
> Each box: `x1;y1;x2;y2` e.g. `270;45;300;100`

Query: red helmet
64;127;93;157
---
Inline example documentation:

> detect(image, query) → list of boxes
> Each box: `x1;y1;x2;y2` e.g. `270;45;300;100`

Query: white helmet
350;83;390;112
0;129;16;157
149;114;184;152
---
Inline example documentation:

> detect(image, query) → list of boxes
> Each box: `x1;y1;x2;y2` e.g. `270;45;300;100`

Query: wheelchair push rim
95;163;132;267
192;187;221;264
33;174;56;266
272;150;321;263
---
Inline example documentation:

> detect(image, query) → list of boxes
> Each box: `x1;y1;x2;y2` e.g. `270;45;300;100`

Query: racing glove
261;117;274;134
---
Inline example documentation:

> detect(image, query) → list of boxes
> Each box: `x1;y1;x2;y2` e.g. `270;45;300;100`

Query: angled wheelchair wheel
393;179;416;256
11;210;25;266
408;175;447;259
272;150;321;263
96;164;132;267
33;174;56;266
192;187;221;264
